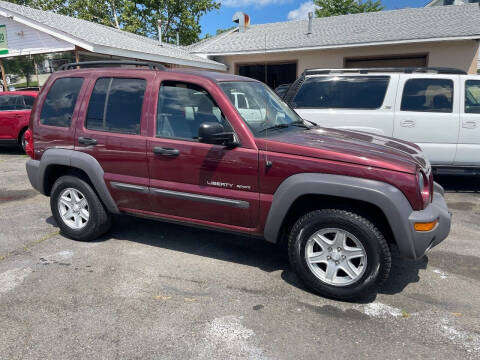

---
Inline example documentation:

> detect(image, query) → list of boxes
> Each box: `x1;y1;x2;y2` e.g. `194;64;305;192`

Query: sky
200;0;429;37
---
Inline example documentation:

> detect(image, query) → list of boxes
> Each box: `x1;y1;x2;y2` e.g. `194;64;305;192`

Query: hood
256;127;428;174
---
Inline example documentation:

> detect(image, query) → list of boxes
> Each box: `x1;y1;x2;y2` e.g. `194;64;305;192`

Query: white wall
0;15;74;58
218;40;480;75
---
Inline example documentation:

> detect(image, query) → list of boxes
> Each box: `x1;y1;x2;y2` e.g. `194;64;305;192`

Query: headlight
417;171;430;207
418;171;425;194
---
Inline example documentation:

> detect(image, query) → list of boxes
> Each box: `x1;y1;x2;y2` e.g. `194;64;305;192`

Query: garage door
237;63;297;89
345;55;427;68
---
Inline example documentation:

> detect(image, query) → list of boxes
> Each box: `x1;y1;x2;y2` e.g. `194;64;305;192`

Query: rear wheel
19;130;27;152
288;209;391;300
50;175;111;241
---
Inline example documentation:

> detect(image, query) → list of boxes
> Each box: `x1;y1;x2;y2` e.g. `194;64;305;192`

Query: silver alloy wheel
305;228;367;286
58;188;90;230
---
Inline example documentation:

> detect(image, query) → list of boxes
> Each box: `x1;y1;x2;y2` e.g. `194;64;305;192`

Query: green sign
0;25;8;55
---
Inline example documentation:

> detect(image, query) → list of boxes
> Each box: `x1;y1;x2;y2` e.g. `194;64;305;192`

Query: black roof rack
58;60;167;71
303;67;467;75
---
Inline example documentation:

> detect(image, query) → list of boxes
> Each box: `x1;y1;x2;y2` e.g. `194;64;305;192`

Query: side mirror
198;122;237;147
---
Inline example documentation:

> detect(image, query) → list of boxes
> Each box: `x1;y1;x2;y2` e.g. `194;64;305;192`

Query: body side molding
150;187;250;209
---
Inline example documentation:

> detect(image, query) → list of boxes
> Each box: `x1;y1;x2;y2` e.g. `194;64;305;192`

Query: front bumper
26;159;43;194
405;182;452;259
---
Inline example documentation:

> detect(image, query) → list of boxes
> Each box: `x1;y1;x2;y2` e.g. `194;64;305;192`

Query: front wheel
50;175;111;241
288;209;391;300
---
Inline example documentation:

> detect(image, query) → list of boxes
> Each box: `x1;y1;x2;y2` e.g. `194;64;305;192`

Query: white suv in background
284;68;480;172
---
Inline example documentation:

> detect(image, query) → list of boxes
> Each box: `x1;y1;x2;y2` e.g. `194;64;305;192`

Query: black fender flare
26;149;119;214
263;173;416;259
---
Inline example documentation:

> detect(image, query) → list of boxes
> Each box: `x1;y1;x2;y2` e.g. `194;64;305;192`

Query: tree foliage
7;0;220;45
314;0;383;17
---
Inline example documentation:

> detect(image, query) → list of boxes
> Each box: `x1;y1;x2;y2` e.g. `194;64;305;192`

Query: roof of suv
55;67;256;83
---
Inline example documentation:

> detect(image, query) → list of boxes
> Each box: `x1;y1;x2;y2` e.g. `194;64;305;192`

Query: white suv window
292;76;390;110
400;78;453;113
465;80;480;114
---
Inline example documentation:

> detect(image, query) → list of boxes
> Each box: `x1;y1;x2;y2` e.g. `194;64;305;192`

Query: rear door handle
78;137;98;146
400;119;416;127
153;146;180;157
462;120;477;129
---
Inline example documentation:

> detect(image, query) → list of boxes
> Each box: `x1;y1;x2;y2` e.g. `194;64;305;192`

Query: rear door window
400;78;453;113
292;76;390;109
465;80;480;114
86;77;146;134
40;77;84;127
0;95;22;111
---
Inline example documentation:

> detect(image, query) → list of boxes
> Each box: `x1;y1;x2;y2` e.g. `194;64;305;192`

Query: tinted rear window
292;76;390;109
0;95;23;111
40;77;84;127
465;80;480;114
400;78;453;113
86;77;146;134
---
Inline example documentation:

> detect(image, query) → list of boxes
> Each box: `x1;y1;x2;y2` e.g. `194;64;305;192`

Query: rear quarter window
40;77;84;127
292;76;390;110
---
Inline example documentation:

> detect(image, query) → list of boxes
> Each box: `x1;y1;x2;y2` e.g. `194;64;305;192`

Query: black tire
288;209;391;300
50;175;111;241
19;129;27;152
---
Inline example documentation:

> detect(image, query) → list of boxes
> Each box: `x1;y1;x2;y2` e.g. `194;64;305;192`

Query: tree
314;0;383;18
7;0;220;45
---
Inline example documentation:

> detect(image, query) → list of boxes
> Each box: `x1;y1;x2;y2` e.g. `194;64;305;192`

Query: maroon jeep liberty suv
25;61;451;300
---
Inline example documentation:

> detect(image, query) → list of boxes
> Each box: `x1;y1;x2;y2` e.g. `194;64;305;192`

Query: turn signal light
414;220;438;232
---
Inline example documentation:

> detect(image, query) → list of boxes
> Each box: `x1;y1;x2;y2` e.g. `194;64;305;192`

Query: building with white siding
0;0;226;88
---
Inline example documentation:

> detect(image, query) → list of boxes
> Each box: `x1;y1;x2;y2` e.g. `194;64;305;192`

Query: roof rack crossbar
303;67;467;75
58;60;167;71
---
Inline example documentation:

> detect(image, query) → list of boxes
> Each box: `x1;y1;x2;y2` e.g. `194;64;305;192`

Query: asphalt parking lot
1;147;479;360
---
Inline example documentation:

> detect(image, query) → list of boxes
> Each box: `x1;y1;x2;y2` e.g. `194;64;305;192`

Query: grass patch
11;81;39;88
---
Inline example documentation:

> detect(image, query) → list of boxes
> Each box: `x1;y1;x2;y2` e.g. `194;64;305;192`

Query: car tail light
417;171;430;208
24;128;34;159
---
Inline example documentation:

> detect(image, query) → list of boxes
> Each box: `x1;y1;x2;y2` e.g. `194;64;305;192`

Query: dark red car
0;91;37;151
24;62;451;300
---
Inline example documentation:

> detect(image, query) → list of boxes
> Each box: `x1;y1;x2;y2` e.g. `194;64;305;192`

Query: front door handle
153;146;180;157
78;137;98;146
400;119;416;128
462;120;477;129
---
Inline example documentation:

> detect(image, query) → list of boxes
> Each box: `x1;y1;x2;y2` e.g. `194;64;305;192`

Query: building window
237;63;297;89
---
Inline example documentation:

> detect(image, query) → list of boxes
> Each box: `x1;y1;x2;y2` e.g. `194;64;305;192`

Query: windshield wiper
289;121;310;129
258;123;290;133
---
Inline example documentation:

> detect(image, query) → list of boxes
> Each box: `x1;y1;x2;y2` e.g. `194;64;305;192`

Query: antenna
263;32;272;169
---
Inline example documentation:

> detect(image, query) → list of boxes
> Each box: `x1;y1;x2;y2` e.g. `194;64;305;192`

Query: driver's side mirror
198;122;238;147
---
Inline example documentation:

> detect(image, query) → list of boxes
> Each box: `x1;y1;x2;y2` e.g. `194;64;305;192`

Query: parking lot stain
0;189;37;203
429;251;480;281
447;202;477;211
299;302;369;320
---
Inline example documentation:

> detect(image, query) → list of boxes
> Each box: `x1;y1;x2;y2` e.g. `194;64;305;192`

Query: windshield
219;81;308;137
